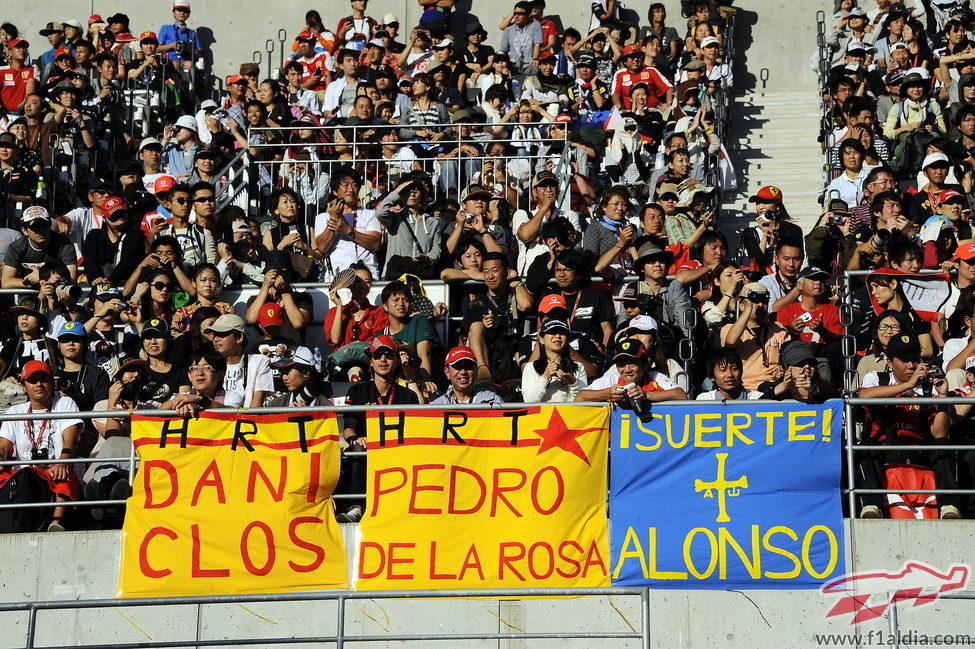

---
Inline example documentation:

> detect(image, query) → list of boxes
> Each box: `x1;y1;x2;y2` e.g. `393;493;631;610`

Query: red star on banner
533;409;600;466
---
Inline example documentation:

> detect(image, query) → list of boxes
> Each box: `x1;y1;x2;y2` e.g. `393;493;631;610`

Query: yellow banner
355;406;611;590
118;412;347;597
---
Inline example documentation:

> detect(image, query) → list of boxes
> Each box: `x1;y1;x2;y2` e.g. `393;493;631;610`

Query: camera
830;213;846;226
869;229;891;251
55;376;77;394
623;383;654;423
558;355;576;375
744;290;766;302
119;376;148;403
763;210;780;220
634;292;662;312
31;447;50;461
173;41;186;54
53;281;81;301
927;366;945;380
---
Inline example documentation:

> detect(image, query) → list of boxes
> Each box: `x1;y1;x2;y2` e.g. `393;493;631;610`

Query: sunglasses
513;11;527;15
24;374;53;384
171;197;191;205
210;330;238;338
371;350;397;360
151;282;172;291
24;221;50;231
193;196;216;203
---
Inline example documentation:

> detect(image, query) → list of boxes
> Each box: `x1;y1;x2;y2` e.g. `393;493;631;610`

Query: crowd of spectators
817;0;975;521
7;0;970;530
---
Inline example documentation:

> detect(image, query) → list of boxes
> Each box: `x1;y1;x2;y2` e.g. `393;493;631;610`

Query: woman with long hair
521;319;588;402
121;268;176;333
136;319;186;403
866;273;934;358
399;72;450;148
261;187;316;258
739;185;803;274
701;260;745;329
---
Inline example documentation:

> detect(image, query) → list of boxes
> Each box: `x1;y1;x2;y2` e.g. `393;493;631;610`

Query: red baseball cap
538;294;567;314
227;74;247;84
54;47;73;60
139;31;158;42
257;302;284;327
21;360;53;382
622;43;643;57
445;346;477;366
369;335;398;354
937;189;967;206
88;15;105;26
748;186;784;203
295;30;316;42
953;241;975;261
114;32;138;43
153;175;176;194
8;39;29;50
102;196;128;220
554;113;572;124
539;51;557;62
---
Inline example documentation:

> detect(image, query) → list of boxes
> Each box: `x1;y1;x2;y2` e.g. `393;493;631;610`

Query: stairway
721;87;827;252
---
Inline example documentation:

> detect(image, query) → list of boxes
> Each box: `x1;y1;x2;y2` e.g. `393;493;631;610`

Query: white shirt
64;207;103;259
826;168;868;207
313;207;381;282
521;361;588;403
696;389;764;400
0;397;83;467
510;208;582;276
223;353;274;408
588;369;677;392
942;336;971;372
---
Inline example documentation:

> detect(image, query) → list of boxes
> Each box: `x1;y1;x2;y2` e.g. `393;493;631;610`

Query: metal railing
0;587;651;649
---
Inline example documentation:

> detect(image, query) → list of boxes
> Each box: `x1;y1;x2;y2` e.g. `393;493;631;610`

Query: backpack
0;469;53;533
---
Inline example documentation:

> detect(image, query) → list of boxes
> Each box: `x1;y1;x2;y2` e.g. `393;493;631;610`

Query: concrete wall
1;521;973;648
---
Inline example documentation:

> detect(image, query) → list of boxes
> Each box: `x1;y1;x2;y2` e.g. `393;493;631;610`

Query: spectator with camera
157;0;203;72
523;217;579;295
82;284;131;374
805;198;857;273
721;282;791;391
462;251;533;383
521;319;588;402
856;333;959;519
160;116;203;179
577;338;687;406
267;346;329;408
2;206;77;289
170;263;234;336
761;341;840;404
0;360;84;532
631;240;694;342
216;220;266;287
314;168;383;283
537;248;615;350
244;254;313;341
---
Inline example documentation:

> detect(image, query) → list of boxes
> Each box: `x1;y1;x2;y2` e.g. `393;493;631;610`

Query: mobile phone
288;225;298;235
799;312;813;324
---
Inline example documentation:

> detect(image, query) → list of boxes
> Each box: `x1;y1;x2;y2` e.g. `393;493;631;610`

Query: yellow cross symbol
694;452;748;523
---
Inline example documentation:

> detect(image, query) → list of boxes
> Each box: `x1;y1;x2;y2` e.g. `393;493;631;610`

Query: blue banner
609;400;845;589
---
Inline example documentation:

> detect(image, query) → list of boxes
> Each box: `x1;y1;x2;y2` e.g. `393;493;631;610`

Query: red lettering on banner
409;464;445;514
240;521;276;576
288;516;326;572
557;540;584;578
429;541;456;580
190;460;226;506
448;466;486;514
530;466;565;515
528;542;556;580
499;542;527;581
305;451;321;504
491;468;527;517
191;523;230;578
371;467;408;516
388;543;415;580
459;543;485;580
358;542;385;579
139;527;177;577
583;540;608;577
247;457;287;502
143;460;178;508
